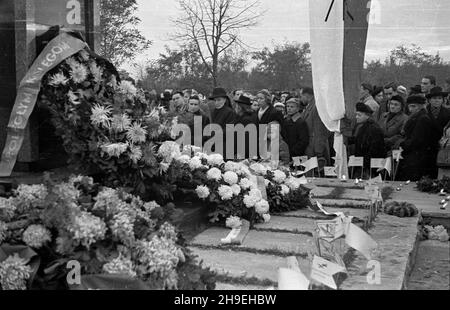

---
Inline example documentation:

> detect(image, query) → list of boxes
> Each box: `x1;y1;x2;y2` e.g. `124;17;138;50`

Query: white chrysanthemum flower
126;122;147;144
262;214;271;223
195;152;209;160
189;156;204;170
285;177;301;191
176;155;191;165
273;170;287;183
218;185;234;201
101;142;129;158
239;178;254;190
206;154;224;166
67;90;81;105
159;222;178;241
158;141;182;164
110;212;135;246
250;163;268;176
49;72;69;86
69;175;94;186
143;201;160;212
90;104;112;128
280;184;290;196
129;145;143;164
255;200;270;215
0;198;16;222
70;63;88;84
14;184;48;210
225;216;242;229
224;161;240;173
0;254;31;290
89;62;103;83
206;168;222;181
223;171;239;185
22;225;51;249
237;165;252;177
65;57;80;70
103;255;136;278
68;211;107;248
111;114;132;132
243;188;263;208
195;186;210;199
231;184;241;196
249;188;263;201
119;80;137;98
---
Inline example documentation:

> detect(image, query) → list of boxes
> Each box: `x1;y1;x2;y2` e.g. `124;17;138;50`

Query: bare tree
173;0;262;86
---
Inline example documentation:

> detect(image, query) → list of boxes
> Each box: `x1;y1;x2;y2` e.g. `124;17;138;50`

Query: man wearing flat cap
348;102;385;178
397;95;435;180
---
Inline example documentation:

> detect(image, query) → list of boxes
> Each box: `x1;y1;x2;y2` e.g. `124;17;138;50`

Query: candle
440;199;447;205
396;188;401;191
439;189;447;196
406;180;411;185
355;179;359;185
441;203;447;210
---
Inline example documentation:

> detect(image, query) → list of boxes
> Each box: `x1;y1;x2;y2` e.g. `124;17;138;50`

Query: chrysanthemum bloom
159;222;178;241
143;201;160;212
79;50;90;61
273;170;287;183
239;178;253;190
224;161;239;172
111;114;132;132
262;214;271;223
53;182;80;203
237;165;252;177
126;122;147;144
102;255;136;278
101;142;129;158
22;225;52;249
110;212;135;246
243;189;263;208
206;154;224;166
0;197;17;222
249;163;268;176
248;188;263;201
231;184;241;196
195;186;210;199
158;141;181;164
280;184;290;196
176;155;191;165
218;185;234;201
70;63;88;84
226;216;242;229
49;72;69;86
129;145;143;164
90;104;112;128
93;187;122;214
69;175;94;186
68;211;107;248
0;254;31;290
285;177;301;191
118;80;137;98
188;156;204;170
223;171;239;186
14;184;48;211
65;57;81;70
206;168;222;181
255;200;270;215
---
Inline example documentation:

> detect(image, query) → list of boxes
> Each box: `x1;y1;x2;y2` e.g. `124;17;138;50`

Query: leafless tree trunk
173;0;262;87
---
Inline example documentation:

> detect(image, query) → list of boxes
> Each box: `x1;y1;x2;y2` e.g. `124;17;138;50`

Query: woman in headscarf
378;95;408;152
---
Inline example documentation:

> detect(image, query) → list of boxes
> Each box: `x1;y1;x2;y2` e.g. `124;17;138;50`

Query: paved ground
189;178;429;290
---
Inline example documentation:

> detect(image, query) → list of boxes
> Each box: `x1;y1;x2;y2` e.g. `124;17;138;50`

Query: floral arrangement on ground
0;175;215;290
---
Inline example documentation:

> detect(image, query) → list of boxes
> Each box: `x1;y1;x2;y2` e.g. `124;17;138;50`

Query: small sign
370;158;385;169
310;256;346;290
293;156;308;167
324;166;338;177
392;150;403;162
348;156;364;167
317;218;345;241
301;157;319;172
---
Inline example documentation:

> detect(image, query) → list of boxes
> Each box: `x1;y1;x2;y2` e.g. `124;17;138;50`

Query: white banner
309;0;346;133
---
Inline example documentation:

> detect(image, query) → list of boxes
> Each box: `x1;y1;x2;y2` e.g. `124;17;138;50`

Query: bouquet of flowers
38;48;180;200
0;175;215;290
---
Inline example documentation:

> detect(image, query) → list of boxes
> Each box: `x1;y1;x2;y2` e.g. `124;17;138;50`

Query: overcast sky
131;0;450;68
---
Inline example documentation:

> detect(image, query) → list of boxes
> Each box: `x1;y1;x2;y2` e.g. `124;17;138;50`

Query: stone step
315;199;372;209
309;186;370;201
190;228;315;256
340;214;420;290
253;216;316;235
215;282;272;290
189;248;311;283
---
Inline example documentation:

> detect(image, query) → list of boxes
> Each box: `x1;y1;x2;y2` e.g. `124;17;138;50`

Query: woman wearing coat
234;95;258;160
348;102;386;178
378;95;408;152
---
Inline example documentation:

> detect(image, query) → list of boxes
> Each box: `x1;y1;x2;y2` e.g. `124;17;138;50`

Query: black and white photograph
0;0;449;296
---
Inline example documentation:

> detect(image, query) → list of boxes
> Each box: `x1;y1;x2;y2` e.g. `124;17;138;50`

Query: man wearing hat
234;95;258;159
209;87;236;158
425;86;450;178
348;102;385;177
397;95;435;181
283;98;309;159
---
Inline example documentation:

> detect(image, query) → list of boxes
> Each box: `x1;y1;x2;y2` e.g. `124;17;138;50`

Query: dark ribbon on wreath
325;0;354;22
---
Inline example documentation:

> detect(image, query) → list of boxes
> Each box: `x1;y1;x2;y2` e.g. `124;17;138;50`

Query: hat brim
426;92;448;99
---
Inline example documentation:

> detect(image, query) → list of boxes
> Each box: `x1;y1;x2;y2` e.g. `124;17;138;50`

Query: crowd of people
143;75;450;181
